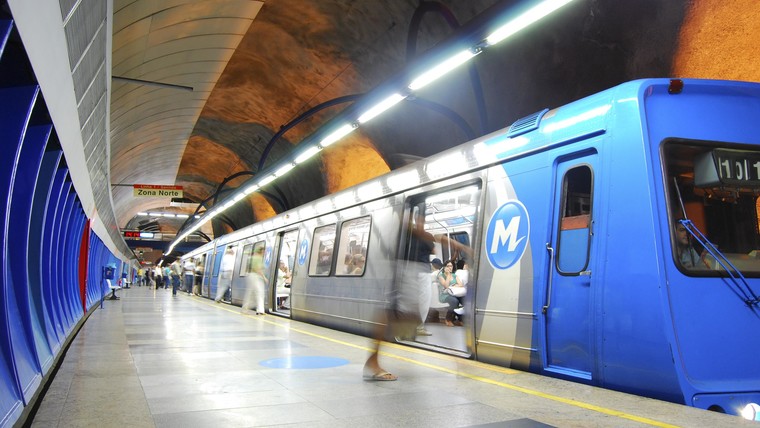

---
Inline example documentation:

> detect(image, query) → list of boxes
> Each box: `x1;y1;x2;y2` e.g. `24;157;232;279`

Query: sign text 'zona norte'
133;184;183;198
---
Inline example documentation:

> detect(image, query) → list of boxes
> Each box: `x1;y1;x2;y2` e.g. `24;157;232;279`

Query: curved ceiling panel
110;0;263;228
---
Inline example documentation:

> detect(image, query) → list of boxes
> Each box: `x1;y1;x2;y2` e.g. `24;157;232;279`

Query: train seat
429;280;447;321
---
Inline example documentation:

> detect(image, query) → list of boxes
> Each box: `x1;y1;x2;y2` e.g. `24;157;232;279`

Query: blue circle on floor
259;356;350;369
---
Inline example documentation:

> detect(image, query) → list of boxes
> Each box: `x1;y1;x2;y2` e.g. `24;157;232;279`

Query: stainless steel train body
181;79;760;417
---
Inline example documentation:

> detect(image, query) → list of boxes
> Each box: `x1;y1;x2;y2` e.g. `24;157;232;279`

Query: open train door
543;151;597;380
272;230;298;315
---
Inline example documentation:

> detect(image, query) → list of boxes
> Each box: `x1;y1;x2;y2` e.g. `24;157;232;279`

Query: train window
238;244;254;276
336;217;371;276
309;224;336;276
239;241;265;276
212;245;225;277
664;140;760;275
407;183;479;266
557;165;593;273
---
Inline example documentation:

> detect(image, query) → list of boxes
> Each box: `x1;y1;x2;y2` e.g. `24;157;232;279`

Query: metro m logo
490;217;525;253
486;201;530;269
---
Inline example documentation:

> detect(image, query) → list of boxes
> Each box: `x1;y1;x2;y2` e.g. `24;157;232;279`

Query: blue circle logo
486;200;530;269
298;238;309;265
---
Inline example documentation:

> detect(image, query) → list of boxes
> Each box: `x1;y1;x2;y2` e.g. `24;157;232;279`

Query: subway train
181;78;760;419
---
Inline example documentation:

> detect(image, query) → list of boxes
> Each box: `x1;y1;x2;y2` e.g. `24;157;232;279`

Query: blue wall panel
41;169;67;345
0;86;38;424
16;125;53;373
57;192;77;334
0;16;133;427
6;122;50;402
0;20;10;57
29;150;62;363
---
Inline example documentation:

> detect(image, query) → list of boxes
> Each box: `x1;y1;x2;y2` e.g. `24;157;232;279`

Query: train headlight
741;403;760;421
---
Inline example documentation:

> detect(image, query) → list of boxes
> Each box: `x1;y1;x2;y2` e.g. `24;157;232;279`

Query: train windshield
663;139;760;276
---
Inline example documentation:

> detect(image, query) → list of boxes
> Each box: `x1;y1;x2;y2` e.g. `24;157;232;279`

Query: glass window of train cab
663;140;760;275
309;224;336;276
556;166;593;274
336;217;371;276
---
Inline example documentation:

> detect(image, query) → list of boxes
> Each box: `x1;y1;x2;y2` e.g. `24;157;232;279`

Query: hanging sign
133;184;183;198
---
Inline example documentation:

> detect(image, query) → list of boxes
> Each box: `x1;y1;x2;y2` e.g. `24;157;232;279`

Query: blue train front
479;79;760;418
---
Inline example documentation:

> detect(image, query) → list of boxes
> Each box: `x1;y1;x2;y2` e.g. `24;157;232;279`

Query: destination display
694;149;760;188
123;231;155;239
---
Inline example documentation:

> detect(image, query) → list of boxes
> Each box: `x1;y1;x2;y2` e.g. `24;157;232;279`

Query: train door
201;252;212;297
544;153;597;379
403;183;480;354
273;230;298;315
208;245;225;301
195;254;206;296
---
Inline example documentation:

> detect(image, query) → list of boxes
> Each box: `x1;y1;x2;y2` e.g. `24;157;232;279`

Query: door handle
543;243;554;314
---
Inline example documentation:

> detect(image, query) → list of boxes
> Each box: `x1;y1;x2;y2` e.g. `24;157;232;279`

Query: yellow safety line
197;296;679;428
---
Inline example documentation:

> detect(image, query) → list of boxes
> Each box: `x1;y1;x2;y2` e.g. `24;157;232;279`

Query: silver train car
181;79;760;417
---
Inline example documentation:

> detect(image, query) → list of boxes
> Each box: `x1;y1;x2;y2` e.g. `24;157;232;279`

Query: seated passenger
350;254;366;275
437;259;464;327
675;221;709;269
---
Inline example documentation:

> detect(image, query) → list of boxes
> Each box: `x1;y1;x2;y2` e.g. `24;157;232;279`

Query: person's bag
445;285;466;297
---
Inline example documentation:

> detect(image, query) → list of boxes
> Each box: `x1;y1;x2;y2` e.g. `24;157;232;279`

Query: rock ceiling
109;0;760;252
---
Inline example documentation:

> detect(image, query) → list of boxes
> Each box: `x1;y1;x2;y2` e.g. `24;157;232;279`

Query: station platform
29;286;753;428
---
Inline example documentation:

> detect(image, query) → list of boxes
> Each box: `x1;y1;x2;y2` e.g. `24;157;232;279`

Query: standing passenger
216;247;236;302
364;212;433;381
162;265;171;289
170;259;181;296
182;258;196;294
243;246;266;314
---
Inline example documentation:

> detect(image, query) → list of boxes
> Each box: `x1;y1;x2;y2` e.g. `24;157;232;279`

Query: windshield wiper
679;219;760;308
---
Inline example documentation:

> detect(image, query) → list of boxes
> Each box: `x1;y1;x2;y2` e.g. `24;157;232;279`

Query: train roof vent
506;108;549;138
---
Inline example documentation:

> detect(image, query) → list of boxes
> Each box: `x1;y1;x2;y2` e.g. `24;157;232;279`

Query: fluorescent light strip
275;163;295;177
486;0;575;45
408;50;477;91
243;184;259;195
258;174;276;186
320;124;355;148
295;146;321;164
357;93;406;124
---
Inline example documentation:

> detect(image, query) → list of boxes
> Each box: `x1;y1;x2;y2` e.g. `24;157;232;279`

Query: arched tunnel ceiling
110;0;760;250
